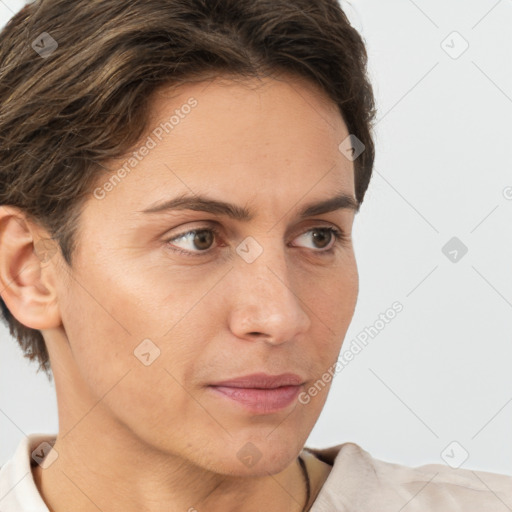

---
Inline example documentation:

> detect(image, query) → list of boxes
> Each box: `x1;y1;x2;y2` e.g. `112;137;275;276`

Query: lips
207;373;305;414
209;372;305;389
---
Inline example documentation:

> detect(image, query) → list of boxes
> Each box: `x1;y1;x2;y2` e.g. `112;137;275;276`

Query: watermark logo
441;31;469;60
237;442;262;468
440;441;469;468
133;338;161;366
339;134;365;161
33;238;58;264
32;32;58;58
442;237;468;263
236;236;264;264
32;441;59;469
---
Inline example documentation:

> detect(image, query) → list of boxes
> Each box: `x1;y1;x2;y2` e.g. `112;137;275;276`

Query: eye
292;227;345;252
164;225;347;257
165;227;221;256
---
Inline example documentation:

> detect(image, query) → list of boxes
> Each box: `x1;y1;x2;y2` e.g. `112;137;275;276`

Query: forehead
141;72;351;163
85;74;355;229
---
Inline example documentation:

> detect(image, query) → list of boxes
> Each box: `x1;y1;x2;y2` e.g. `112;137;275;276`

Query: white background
1;0;511;474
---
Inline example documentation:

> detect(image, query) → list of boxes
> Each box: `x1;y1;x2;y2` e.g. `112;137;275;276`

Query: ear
0;206;62;330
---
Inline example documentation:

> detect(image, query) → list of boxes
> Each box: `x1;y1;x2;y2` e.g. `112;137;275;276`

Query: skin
0;72;359;512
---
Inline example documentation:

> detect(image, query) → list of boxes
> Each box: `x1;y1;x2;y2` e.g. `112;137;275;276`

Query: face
50;73;359;476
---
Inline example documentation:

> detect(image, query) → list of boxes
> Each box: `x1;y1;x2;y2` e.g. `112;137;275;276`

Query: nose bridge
237;233;291;296
229;235;311;341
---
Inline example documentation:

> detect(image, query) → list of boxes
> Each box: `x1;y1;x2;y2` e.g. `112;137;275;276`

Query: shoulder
306;442;512;512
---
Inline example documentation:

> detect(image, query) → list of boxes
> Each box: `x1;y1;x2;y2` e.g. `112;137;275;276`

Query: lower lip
208;385;302;414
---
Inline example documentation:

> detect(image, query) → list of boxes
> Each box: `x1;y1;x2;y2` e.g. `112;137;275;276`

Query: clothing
305;443;512;511
1;433;511;511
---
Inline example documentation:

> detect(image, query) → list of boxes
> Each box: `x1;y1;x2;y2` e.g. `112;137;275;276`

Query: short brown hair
0;0;376;378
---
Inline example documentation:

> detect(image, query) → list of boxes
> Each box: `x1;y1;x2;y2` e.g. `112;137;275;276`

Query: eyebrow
140;192;360;220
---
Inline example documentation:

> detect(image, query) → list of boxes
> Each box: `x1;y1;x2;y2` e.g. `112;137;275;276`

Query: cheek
59;288;129;393
302;259;359;370
55;263;148;391
58;277;203;445
57;258;207;394
306;258;358;326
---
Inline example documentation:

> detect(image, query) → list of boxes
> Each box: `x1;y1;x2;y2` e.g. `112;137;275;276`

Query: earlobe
0;206;62;330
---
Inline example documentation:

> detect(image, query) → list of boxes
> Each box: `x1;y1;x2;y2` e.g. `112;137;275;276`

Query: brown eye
166;228;219;255
311;229;332;249
293;227;342;251
192;230;215;251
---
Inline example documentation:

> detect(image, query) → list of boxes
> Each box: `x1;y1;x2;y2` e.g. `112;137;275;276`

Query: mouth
208;384;303;414
207;373;305;414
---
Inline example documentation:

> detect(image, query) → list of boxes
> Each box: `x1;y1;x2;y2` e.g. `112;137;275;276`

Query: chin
202;436;303;477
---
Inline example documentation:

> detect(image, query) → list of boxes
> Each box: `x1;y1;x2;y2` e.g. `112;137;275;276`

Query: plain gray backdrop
1;0;511;474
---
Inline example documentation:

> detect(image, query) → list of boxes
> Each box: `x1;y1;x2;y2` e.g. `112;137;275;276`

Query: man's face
51;74;359;475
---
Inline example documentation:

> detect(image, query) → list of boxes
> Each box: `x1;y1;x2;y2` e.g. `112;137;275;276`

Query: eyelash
164;225;347;258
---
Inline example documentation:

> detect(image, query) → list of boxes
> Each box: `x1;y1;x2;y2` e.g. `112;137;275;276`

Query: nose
228;243;312;345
